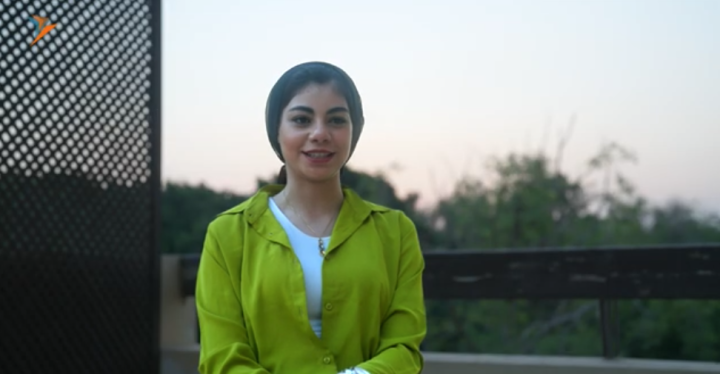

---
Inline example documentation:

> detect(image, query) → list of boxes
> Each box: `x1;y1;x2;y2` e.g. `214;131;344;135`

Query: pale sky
162;0;720;212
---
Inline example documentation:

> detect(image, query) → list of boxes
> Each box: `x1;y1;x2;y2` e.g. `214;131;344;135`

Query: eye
329;117;348;125
292;115;311;125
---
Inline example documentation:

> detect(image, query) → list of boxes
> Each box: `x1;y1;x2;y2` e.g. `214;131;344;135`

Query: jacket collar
219;184;388;254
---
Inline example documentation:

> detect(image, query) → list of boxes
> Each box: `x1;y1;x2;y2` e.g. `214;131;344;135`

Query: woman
195;61;427;374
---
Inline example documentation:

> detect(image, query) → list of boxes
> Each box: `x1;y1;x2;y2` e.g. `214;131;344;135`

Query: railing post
599;299;620;359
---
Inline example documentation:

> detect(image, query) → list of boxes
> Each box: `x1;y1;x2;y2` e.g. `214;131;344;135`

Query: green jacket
196;184;427;374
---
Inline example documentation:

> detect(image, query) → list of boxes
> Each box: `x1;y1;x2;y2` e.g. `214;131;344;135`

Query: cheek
336;128;353;149
278;125;302;153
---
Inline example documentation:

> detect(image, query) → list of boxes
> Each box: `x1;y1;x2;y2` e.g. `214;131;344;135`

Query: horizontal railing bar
178;243;720;300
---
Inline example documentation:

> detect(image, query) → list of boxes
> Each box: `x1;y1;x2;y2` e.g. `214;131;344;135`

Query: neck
277;176;344;219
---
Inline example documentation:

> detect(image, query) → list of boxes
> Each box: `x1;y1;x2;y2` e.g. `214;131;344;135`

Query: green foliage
160;143;720;362
424;142;720;360
161;182;247;254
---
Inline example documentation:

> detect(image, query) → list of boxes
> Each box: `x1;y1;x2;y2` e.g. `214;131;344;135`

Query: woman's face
278;82;353;183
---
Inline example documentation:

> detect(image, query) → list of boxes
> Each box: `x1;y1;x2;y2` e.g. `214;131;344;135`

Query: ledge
161;346;720;374
421;352;720;374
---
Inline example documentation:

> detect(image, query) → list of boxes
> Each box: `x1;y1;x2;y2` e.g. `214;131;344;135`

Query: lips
302;150;335;164
303;151;334;158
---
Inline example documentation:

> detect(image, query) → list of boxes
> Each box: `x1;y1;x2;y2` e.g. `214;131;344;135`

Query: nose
308;120;330;141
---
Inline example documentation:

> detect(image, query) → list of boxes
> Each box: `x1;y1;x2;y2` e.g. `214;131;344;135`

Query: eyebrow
288;106;349;115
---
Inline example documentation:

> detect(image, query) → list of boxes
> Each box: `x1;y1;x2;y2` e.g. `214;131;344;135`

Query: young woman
195;61;427;374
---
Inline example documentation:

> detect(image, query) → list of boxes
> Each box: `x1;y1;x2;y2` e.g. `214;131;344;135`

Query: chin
300;168;341;183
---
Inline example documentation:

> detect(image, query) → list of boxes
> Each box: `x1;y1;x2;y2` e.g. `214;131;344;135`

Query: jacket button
325;303;334;311
323;356;332;364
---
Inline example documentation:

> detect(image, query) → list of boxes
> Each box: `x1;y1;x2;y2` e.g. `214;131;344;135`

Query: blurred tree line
161;141;720;362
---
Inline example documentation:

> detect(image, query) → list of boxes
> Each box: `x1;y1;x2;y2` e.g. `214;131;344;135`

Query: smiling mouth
303;152;335;159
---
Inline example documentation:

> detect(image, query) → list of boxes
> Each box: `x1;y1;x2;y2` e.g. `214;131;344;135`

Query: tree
159;145;720;361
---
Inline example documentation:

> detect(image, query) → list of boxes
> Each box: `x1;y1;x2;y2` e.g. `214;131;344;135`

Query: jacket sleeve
356;213;427;374
195;222;271;374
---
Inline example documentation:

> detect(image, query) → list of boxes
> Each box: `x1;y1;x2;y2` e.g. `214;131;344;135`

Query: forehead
286;83;349;109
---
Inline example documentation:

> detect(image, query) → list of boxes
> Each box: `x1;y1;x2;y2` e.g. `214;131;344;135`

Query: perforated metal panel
0;1;161;373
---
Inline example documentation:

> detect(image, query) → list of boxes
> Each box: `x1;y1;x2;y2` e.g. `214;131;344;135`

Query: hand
338;368;369;374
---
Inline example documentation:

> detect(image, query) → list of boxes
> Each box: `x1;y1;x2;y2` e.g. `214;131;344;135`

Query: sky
161;0;720;213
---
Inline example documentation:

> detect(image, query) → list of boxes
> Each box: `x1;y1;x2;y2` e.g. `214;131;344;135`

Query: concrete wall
160;255;198;348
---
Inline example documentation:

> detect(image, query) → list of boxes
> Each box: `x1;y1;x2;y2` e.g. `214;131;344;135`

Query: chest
238;222;400;316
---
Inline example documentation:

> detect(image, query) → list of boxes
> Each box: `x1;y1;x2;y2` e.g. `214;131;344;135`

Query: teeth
307;152;331;158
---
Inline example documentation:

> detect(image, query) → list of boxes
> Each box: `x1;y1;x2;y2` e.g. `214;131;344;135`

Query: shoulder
353;197;423;267
369;202;415;227
206;184;284;231
206;199;251;234
204;185;273;241
202;189;268;261
348;192;417;237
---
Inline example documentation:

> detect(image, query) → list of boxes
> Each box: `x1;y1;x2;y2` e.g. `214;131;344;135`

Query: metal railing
178;243;720;360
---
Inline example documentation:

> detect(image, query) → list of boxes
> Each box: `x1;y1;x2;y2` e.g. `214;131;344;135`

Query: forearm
199;345;271;374
354;344;423;374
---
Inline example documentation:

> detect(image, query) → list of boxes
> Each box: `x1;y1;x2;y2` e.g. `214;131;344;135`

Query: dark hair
265;62;365;184
276;165;287;184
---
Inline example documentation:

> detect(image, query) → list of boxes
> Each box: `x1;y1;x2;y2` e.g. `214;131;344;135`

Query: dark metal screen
0;1;161;373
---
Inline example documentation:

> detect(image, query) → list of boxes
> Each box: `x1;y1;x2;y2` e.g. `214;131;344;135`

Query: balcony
160;244;720;374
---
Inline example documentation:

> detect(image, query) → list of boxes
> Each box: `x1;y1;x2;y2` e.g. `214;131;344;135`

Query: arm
195;223;271;374
355;214;427;374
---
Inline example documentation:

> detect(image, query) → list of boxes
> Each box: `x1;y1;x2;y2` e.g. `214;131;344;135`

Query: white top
268;197;328;338
268;197;372;374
